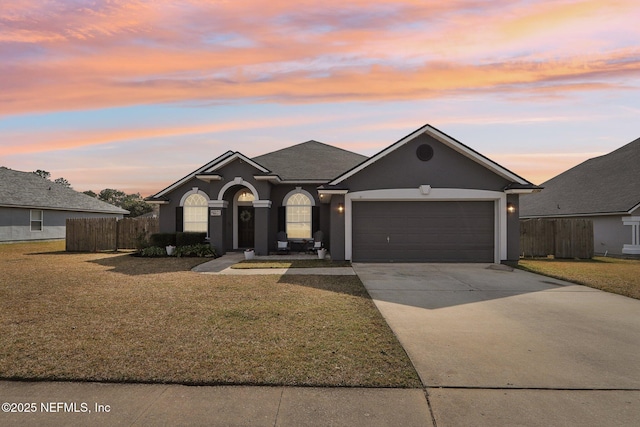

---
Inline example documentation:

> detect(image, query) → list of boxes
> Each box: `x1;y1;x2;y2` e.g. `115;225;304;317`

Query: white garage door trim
345;188;507;263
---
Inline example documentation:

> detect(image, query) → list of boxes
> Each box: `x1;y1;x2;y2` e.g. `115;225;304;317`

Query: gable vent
416;144;434;161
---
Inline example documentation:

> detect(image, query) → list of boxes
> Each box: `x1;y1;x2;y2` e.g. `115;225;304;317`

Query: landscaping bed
0;241;420;387
518;256;640;299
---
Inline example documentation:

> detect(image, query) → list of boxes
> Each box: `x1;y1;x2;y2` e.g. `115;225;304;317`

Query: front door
237;206;255;248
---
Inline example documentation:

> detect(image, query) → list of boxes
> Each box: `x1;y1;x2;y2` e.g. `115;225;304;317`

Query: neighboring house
147;124;540;263
520;137;640;256
0;167;129;242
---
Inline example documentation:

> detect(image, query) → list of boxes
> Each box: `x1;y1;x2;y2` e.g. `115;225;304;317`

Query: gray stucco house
0;167;129;242
148;124;540;262
521;137;640;256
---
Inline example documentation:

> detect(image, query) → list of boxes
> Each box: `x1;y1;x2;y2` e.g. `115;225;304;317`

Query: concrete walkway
354;263;640;426
192;252;356;275
0;382;432;427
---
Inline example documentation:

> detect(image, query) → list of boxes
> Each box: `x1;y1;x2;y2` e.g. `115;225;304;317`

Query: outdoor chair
309;230;323;254
276;231;290;254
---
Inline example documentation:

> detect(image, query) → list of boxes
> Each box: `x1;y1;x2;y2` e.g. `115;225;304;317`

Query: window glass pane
31;221;42;231
184;194;208;234
31;210;43;221
285;193;312;239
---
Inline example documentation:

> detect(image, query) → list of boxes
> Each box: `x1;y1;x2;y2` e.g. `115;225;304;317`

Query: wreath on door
239;209;252;222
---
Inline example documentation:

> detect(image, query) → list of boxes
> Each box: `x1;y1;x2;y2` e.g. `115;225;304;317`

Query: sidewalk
0;381;432;427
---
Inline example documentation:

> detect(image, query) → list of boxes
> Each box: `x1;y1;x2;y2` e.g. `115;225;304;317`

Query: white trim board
344;188;507;264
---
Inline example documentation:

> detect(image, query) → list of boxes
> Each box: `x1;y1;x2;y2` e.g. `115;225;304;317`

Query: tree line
33;170;153;218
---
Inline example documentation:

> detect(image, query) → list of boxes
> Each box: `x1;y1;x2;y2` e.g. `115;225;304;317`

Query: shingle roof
520;137;640;217
0;167;129;214
252;140;368;181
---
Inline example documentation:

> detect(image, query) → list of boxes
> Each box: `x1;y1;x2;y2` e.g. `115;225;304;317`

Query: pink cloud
1;0;639;117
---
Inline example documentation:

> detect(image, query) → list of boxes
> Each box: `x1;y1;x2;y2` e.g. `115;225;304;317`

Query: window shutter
312;206;319;232
278;206;286;233
175;207;183;232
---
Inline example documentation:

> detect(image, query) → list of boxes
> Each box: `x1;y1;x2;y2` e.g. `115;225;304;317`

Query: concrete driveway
353;263;640;427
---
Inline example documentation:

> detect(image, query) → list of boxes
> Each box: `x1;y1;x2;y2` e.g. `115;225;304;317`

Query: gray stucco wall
342;134;511;193
156;158;328;254
591;215;632;256
0;207;123;242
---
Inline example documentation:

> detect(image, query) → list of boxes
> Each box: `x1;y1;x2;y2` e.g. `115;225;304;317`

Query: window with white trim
184;193;208;233
30;210;43;231
286;193;312;239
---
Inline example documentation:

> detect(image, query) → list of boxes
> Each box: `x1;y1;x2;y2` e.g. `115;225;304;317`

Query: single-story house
147;124;541;263
0;167;129;242
520;137;640;256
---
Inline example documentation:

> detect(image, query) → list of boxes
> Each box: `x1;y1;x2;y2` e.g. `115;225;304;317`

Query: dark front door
238;206;255;248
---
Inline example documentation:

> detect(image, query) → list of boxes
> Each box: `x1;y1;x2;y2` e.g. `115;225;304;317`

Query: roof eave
0;203;129;215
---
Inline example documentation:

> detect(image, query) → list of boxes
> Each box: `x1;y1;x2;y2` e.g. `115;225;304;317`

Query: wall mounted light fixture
507;203;516;214
337;203;344;213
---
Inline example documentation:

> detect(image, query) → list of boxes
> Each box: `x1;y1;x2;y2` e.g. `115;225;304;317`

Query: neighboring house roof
0;167;129;214
520;137;640;217
252;140;368;181
328;124;538;189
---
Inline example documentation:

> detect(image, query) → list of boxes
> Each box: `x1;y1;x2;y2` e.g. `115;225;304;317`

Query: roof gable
329;124;533;187
150;151;270;199
0;167;129;214
252;140;367;181
521;137;640;217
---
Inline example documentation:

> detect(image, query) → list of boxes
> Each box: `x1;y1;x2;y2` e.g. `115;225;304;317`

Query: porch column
622;216;640;255
253;200;272;256
209;200;229;255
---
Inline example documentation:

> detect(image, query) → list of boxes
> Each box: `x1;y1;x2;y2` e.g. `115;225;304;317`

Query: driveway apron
353;263;640;426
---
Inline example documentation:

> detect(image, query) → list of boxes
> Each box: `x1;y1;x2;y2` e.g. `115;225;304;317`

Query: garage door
352;201;494;262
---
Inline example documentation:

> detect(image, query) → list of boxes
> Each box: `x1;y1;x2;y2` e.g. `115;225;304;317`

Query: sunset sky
1;0;639;196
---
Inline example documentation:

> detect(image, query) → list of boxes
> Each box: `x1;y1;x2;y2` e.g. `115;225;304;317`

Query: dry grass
231;259;352;269
518;256;640;299
0;241;420;387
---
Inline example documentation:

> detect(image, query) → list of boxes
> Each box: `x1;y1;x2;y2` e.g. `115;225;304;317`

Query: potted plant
244;248;255;260
317;248;327;259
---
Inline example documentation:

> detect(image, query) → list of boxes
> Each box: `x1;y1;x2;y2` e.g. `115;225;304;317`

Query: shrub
149;233;177;248
139;246;167;257
174;244;216;258
176;232;206;246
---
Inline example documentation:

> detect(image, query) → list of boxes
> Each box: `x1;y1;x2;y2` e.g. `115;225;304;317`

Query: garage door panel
352;201;494;262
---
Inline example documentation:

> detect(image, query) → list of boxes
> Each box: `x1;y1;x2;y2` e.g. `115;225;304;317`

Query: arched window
184;193;208;233
286;193;312;238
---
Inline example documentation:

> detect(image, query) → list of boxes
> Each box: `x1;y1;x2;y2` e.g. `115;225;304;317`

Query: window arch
285;192;312;239
183;193;208;233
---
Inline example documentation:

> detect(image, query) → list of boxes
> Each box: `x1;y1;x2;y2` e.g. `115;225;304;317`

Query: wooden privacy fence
520;218;594;259
66;217;159;252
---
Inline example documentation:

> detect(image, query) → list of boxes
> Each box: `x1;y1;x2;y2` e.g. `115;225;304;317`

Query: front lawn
0;241;420;387
518;256;640;299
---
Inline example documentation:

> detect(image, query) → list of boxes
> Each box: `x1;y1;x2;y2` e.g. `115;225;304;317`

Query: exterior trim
179;187;210;206
0;203;127;214
283;187;317;206
329;124;532;186
205;152;269;174
196;174;222;182
217;178;260;201
344;188;507;263
209;200;229;208
252;200;273;208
